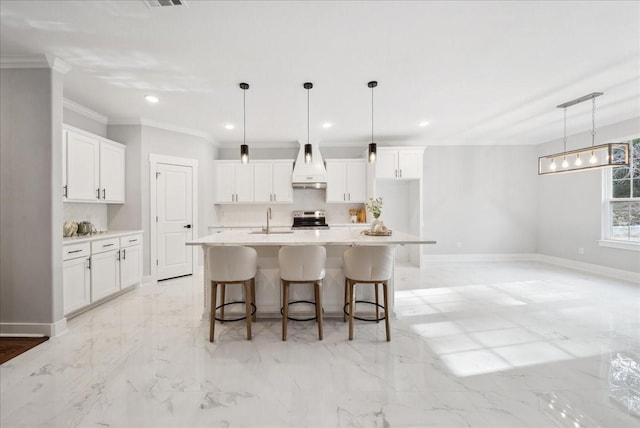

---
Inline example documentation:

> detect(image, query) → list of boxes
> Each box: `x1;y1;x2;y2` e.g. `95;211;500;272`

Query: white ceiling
1;1;638;148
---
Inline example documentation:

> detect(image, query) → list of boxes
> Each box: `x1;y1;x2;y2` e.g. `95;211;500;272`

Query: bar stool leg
375;282;380;323
383;280;390;341
220;283;226;322
250;277;257;322
210;281;217;342
244;280;252;340
282;280;289;341
315;281;323;340
348;280;355;340
343;278;348;322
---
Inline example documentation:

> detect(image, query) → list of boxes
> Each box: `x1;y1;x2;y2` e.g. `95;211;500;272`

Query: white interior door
157;163;193;280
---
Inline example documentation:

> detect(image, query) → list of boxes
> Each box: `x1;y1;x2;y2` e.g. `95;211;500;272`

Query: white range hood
291;141;328;188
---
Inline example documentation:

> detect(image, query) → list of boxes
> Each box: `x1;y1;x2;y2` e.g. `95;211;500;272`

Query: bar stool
278;245;326;341
343;246;393;341
207;245;257;342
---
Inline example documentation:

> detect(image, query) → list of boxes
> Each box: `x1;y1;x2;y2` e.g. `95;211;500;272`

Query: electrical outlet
578;247;584;255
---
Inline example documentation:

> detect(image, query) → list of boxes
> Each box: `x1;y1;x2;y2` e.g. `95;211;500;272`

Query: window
605;138;640;243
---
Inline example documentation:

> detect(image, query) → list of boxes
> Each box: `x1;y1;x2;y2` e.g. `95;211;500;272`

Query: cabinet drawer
63;242;90;261
91;237;120;254
120;234;143;248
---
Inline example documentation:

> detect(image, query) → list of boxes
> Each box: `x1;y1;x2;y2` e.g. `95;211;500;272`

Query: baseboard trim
421;253;639;284
422;253;537;263
0;318;67;337
534;254;640;284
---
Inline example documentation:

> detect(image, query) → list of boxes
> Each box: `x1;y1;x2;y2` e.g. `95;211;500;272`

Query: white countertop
187;228;435;246
63;230;143;244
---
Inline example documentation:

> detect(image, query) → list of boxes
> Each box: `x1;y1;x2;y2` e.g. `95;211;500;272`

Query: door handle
184;224;192;229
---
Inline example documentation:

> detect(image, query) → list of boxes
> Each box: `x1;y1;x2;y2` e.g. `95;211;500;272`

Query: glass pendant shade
368;142;377;162
240;144;249;164
304;143;312;163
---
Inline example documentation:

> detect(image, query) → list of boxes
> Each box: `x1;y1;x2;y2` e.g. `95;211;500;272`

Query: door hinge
156;172;161;179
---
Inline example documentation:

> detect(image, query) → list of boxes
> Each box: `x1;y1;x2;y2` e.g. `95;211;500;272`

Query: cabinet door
253;163;272;203
91;250;120;301
63;257;91;314
234;163;254;202
215;163;235;203
100;141;125;203
375;150;397;179
346;160;367;202
271;162;293;202
398;150;422;179
120;245;142;289
66;131;100;201
326;161;347;202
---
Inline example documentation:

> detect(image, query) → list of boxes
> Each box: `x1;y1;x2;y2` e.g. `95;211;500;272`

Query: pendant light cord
591;98;596;147
371;85;374;144
243;89;246;145
563;107;567;152
307;87;310;145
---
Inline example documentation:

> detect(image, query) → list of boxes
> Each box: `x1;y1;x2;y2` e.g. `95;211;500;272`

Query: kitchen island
187;228;435;319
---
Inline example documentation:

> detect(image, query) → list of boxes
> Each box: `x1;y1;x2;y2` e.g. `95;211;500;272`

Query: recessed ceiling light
224;124;235;130
419;121;430;127
145;95;159;103
322;122;332;129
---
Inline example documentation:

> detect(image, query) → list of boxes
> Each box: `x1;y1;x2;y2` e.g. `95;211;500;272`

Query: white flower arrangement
365;197;383;219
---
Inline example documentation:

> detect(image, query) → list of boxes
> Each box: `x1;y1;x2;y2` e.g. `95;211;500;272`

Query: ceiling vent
144;0;187;8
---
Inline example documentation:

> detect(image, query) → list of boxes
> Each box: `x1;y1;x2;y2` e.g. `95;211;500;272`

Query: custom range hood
292;141;327;188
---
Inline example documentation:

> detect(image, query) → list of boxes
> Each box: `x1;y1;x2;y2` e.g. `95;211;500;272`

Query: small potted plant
365;197;387;233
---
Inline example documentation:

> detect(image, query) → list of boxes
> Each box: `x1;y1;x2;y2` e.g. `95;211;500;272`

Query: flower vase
371;217;383;233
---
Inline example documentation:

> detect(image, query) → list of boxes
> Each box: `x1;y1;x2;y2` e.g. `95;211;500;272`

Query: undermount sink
249;230;294;235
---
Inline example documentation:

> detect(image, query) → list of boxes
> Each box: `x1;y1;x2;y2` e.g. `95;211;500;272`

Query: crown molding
0;54;70;74
108;117;218;145
63;98;108;124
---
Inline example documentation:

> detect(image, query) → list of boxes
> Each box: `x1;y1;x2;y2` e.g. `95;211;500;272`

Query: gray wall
423;145;539;255
63;107;106;137
1;67;64;330
537;116;640;273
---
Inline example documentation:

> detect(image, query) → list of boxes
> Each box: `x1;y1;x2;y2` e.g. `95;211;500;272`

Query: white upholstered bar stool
207;246;257;342
278;245;326;341
343;246;394;341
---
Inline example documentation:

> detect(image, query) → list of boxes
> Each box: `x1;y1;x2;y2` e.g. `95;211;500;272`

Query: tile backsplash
63;203;108;231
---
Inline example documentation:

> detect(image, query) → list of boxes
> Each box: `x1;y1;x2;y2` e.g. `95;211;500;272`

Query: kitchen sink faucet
264;207;272;234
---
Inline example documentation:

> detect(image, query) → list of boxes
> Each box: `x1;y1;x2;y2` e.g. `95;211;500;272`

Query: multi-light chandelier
538;92;629;175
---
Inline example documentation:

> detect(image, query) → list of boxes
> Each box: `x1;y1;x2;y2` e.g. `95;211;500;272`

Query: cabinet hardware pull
128;239;137;242
117;250;121;261
343;193;346;201
68;249;82;254
63;185;68;198
348;193;351;200
399;169;402;178
96;188;101;199
102;189;106;199
103;243;114;247
122;249;126;260
87;258;91;270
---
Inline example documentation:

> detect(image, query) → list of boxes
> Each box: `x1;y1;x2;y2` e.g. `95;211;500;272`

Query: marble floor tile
1;261;639;427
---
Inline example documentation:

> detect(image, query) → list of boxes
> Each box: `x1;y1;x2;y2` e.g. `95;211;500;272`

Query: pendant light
538;92;630;175
368;81;378;163
304;82;313;163
239;82;249;164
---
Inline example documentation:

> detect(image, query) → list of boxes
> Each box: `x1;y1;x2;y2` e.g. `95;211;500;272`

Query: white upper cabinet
99;141;125;203
375;148;423;179
214;161;255;204
65;130;100;201
63;125;125;203
254;160;293;203
326;159;367;203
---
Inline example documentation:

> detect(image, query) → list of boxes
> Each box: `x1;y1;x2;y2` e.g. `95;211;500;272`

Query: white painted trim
423;253;537;263
110;117;217;145
535;254;640;284
0;55;70;73
0;318;68;337
149;154;199;281
63;98;108;124
598;239;640;251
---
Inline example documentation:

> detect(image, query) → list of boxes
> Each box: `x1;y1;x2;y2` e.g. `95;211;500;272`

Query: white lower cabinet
63;233;143;316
